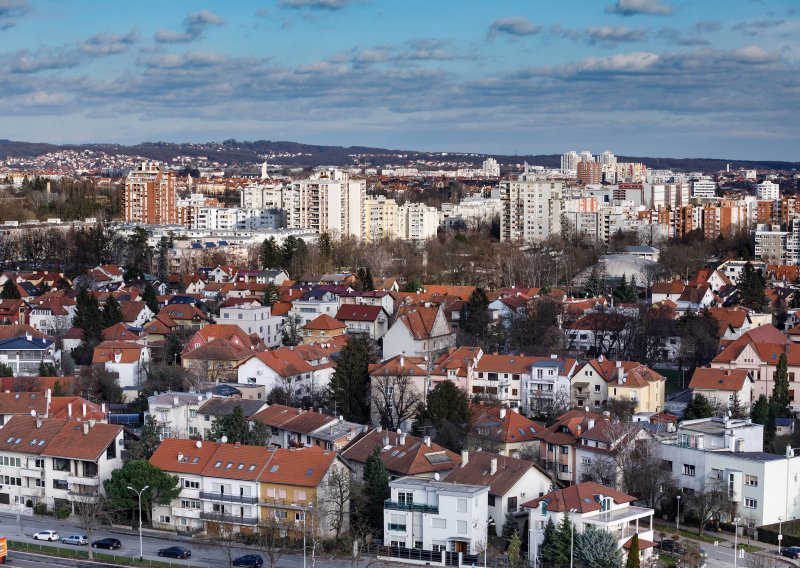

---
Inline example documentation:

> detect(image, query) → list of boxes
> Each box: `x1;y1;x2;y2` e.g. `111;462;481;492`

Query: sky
0;0;798;160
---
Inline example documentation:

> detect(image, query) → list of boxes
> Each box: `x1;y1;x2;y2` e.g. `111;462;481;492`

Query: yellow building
258;446;350;539
607;364;666;414
363;196;399;242
301;314;347;345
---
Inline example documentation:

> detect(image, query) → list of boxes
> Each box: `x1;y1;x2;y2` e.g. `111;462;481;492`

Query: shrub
33;503;47;516
25;499;32;508
55;507;70;519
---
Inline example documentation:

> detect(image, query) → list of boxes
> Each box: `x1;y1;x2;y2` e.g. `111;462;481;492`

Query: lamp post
778;516;783;556
291;502;314;568
732;517;740;568
569;508;577;568
676;495;681;533
126;484;149;562
529;527;542;568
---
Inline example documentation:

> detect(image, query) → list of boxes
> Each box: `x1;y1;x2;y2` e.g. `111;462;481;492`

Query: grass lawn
676;529;720;544
7;539;192;567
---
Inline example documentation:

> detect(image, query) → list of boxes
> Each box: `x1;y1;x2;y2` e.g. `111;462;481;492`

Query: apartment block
286;168;365;238
577;161;602;185
499;171;562;243
124;162;177;224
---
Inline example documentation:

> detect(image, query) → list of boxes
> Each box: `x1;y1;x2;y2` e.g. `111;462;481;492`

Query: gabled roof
144;313;176;334
341;428;460;475
335;304;385;322
475;354;536;374
712;325;788;365
200;443;272;481
0;392;48;416
149;438;219;475
92;341;144;364
470;405;544;443
369;354;427;377
198;397;266;419
120;300;149;322
444;450;544;497
423;285;475;301
535;409;606;446
0;335;53;351
257;446;339;487
689;368;751;392
396;305;445;340
302;314;346;331
158;303;210;322
0;324;46;340
102;323;143;342
0;416;122;461
651;281;686;295
523;481;636;513
247;348;314;378
431;346;482;377
180;339;251;362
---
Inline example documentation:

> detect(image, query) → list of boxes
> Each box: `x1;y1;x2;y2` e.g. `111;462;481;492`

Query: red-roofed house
524;482;655;564
468;405;544;458
301;314;346;345
334;304;389;339
92;341;150;388
237;344;337;398
688;368;754;410
534;409;606;484
382;305;455;360
368;355;429;430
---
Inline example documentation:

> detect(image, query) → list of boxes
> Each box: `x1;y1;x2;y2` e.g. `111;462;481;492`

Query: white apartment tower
599;150;617;167
578;150;594;163
286;168;365;237
560;151;579;174
757;180;780;201
482;157;500;178
124;162;177;224
499;170;563;243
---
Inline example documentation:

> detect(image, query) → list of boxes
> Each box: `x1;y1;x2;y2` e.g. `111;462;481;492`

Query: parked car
782;546;800;559
61;535;88;546
158;546;191;559
659;539;681;554
92;538;122;549
233;554;264;567
32;530;59;541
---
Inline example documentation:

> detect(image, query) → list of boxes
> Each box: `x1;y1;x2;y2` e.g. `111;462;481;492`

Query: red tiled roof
257;446;338;487
444;451;542;496
689;368;750;391
522;481;635;512
341;429;460;475
302;314;346;331
335;304;384;322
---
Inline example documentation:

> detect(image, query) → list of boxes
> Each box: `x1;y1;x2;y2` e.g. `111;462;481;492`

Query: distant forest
0;139;797;172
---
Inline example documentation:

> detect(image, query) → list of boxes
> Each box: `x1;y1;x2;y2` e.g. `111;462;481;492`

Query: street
0;511;368;567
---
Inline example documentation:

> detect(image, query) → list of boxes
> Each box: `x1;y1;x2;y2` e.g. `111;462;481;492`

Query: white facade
692;180;718;199
147;392;211;439
220;303;283;347
286;168;365;238
482;158;500;177
499;174;563;243
398;203;438;242
757;180;780;201
383;477;489;555
561;151;579;174
191;207;285;231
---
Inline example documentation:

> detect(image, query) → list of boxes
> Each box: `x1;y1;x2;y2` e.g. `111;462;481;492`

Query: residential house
335;304;390;340
524;482;656;565
341;428;460;480
382;476;488;556
157;304;212;331
147;392;211;439
0;416;123;514
369;355;429;431
0;299;28;325
565;311;631;356
119;301;154;327
526;356;577;416
206;265;239;283
101;323;146;344
181;339;252;384
0;391;48;426
444;450;551;537
183;324;256;355
650;281;686;304
92;341;150;388
339;290;395;315
570;357;665;414
249;404;363;450
534;409;606;484
382;305;455;360
219;302;283;348
688;368;754;411
27;294;75;336
234;269;289;286
237;342;338;399
574;421;656;487
143;313;178;345
289;288;340;326
301;314;346;345
0;332;57;376
467;405;544;458
195;397;267;440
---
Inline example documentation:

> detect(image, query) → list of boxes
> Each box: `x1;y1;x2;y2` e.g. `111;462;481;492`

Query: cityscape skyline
0;0;797;160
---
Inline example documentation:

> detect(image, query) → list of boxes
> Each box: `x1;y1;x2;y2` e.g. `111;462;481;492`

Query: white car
62;534;88;546
32;530;59;541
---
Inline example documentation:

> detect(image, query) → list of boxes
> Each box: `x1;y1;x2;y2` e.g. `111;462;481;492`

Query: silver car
62;534;89;546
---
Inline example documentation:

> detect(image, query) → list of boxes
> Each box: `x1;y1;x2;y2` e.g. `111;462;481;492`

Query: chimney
499;408;506;419
177;452;184;462
399;355;404;367
383;434;390;446
399;433;406;445
588;418;595;430
173;396;179;406
490;458;497;476
550;354;557;359
25;332;32;342
82;403;87;417
376;425;382;433
82;422;89;435
423;436;431;447
101;403;106;415
67;403;72;418
576;424;582;436
46;388;51;408
618;366;625;383
89;419;96;428
598;354;604;363
602;410;611;419
615;360;622;368
461;450;469;467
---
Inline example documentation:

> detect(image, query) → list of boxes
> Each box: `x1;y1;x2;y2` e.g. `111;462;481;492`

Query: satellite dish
434;473;440;481
584;406;589;413
221;436;228;444
195;440;202;449
339;415;344;422
30;410;36;417
396;429;402;434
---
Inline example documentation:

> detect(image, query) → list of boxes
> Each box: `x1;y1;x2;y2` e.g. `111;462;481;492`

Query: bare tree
256;516;287;568
370;370;423;431
746;553;779;568
686;477;730;536
72;494;112;560
319;468;359;542
202;521;239;568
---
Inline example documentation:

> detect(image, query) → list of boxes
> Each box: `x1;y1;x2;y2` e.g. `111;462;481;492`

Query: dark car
92;538;122;550
782;546;800;559
233;554;264;567
158;546;192;559
659;539;682;554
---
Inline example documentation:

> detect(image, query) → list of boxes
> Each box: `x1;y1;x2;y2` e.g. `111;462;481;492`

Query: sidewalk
653;517;773;550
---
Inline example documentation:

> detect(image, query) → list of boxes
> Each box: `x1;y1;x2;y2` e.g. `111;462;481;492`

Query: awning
624;537;655;550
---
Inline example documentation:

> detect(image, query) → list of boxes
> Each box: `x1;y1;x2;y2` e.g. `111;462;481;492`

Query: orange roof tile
257;446;338;487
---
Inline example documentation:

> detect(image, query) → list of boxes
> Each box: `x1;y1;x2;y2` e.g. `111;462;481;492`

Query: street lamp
291;502;314;568
778;516;784;556
732;517;741;568
676;495;681;533
529;527;543;568
127;485;150;562
569;508;577;568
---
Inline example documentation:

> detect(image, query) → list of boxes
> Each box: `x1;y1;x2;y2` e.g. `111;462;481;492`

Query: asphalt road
0;511;367;567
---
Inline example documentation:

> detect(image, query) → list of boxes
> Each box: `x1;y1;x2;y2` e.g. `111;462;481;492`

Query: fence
758;523;800;549
6;539;202;568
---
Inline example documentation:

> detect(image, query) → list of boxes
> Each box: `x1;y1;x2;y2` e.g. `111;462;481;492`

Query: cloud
10;48;83;73
657;27;710;46
732;19;785;36
488;17;542;41
694;20;721;32
605;0;672;16
255;8;269;17
154;9;224;43
584;25;646;44
278;0;354;10
78;31;138;55
0;0;28;29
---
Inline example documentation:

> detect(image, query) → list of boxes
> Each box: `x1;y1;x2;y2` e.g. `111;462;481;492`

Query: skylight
305;468;314;476
38;440;45;446
225;462;233;469
269;465;279;473
6;437;13;443
214;461;222;468
191;457;199;464
248;464;256;471
237;464;244;470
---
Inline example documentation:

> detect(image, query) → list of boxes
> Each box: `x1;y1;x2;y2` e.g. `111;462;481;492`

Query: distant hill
0;139;797;172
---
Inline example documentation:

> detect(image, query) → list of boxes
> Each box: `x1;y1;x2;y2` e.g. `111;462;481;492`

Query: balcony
200;491;258;505
19;467;43;478
200;511;259;526
384;500;438;514
68;475;100;486
171;507;202;519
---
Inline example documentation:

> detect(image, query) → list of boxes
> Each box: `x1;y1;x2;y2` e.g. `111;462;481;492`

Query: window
159;515;171;524
457;520;467;534
52;458;69;472
560;445;569;454
52;479;68;490
745;475;758;487
683;464;695;477
183;479;200;489
457;498;467;513
547;443;555;452
488;495;496;506
414;541;423;549
274;510;288;520
432;518;446;529
398;491;413;506
744;498;758;509
507;497;518;511
581;457;592;465
594;384;600;392
432;543;446;552
559;464;569;473
180;499;201;509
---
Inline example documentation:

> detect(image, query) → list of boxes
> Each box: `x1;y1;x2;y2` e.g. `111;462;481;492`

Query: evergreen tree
729;392;748;419
613;274;638;303
142;282;160;315
575;525;624;568
317;232;334;272
539;517;561;566
209;405;251;444
402;278;422;293
507;531;522;568
750;394;771;425
553;514;574;567
0;363;12;378
357;266;374;292
103;461;180;525
0;280;20;299
765;400;778;452
38;362;57;376
127;415;162;461
259;237;282;269
625;533;640;568
363;446;389;532
328;334;377;423
458;288;491;346
683;393;715;420
737;261;768;312
773;353;791;418
414;380;471;451
501;512;518;548
73;287;103;342
585;264;607;298
262;283;279;308
102;295;124;328
157;236;169;283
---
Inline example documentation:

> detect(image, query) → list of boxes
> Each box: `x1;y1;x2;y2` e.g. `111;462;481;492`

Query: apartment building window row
744;498;758;509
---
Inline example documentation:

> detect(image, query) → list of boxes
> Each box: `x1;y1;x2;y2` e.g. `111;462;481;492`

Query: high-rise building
756;180;780;201
285;168;365;237
578;151;594;163
123;162;177;224
499;171;562;243
398;203;439;242
363;196;400;242
482;157;500;178
598;150;617;167
560;151;579;174
692;180;718;199
576;161;603;185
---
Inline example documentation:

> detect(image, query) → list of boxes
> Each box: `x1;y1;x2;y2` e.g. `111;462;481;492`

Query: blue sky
0;0;798;160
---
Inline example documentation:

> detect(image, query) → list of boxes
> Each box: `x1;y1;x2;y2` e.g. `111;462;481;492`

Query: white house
382;476;489;557
334;304;390;340
289;289;340;325
0;333;58;376
147;392;212;439
687;368;754;411
91;341;150;388
237;344;336;397
219;302;283;348
382;305;455;360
